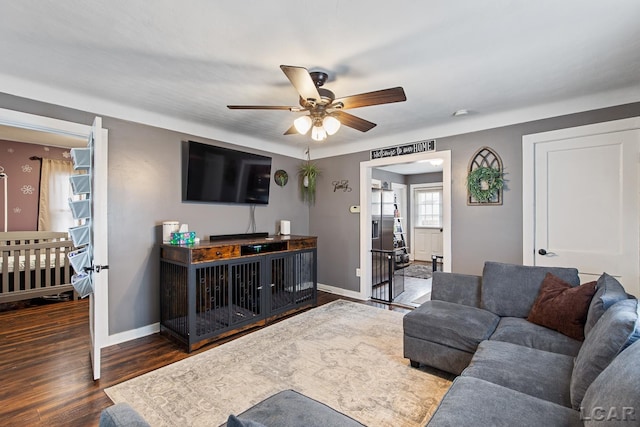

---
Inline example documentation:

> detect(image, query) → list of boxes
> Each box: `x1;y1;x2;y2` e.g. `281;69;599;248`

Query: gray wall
406;173;443;186
310;151;366;292
0;93;310;335
104;118;309;333
313;102;640;291
371;169;406;188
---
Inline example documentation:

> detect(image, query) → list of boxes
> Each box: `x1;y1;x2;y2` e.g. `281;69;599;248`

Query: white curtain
38;159;77;232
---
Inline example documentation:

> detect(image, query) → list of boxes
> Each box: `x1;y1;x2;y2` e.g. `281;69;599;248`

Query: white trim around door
359;150;451;301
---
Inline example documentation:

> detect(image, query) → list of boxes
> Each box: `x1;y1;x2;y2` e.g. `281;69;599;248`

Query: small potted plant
298;161;320;205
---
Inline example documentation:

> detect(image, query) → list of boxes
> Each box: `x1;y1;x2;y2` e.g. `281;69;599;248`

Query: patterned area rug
105;300;452;427
401;263;433;280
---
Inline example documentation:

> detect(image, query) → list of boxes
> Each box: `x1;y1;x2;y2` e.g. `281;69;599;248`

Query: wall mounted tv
183;140;272;204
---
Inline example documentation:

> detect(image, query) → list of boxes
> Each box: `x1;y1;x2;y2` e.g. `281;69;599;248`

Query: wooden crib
0;231;76;303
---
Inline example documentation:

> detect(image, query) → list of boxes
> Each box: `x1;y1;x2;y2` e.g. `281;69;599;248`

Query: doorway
359;150;452;302
0;108;109;380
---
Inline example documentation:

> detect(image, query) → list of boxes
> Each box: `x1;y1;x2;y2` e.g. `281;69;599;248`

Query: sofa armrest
431;271;482;308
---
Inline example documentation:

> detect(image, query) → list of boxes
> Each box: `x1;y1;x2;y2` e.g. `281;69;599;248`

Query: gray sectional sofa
99;389;364;427
101;261;640;426
404;261;640;426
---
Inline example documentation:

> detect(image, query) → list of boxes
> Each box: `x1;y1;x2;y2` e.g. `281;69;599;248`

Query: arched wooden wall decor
467;146;504;205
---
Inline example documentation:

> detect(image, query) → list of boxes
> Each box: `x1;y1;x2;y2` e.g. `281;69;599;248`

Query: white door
0;108;109;380
89;117;109;380
411;183;444;262
414;228;443;261
523;118;640;296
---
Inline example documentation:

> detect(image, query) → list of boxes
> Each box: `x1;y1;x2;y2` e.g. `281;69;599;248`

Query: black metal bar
371;249;395;303
432;255;444;272
386;254;393;303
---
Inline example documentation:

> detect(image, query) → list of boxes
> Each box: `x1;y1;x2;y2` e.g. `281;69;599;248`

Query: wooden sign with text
370;139;436;160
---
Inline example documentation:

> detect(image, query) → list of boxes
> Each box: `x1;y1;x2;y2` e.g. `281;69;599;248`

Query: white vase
303;175;309;188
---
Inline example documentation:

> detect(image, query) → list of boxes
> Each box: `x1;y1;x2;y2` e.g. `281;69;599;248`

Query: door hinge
85;265;109;273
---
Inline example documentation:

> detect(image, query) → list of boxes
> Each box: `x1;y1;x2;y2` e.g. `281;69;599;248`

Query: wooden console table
160;235;317;352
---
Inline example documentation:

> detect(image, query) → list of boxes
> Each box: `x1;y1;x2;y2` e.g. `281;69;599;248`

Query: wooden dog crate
160;235;317;352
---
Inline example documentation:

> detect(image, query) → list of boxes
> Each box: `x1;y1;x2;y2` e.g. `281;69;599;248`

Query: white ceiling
1;1;639;159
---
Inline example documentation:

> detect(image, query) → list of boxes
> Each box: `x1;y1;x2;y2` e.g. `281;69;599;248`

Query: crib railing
0;232;75;303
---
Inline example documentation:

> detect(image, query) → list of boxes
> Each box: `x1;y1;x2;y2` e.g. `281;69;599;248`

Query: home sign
370;139;436;160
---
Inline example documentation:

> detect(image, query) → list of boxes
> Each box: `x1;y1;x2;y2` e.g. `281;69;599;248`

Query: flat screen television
183;140;272;204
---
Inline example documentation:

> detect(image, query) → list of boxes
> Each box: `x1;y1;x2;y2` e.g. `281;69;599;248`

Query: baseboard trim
107;322;160;347
106;284;367;348
318;282;367;301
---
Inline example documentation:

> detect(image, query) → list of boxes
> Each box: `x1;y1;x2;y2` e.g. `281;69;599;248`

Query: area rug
401;263;433;280
105;300;452;427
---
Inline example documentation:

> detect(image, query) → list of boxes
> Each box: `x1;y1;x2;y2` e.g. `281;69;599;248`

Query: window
414;186;443;227
38;159;78;231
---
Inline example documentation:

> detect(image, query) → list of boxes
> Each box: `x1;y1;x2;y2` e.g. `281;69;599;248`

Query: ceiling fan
227;65;407;141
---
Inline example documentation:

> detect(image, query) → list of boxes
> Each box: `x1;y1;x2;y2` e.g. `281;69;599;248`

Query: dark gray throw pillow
570;299;640;409
584;273;628;337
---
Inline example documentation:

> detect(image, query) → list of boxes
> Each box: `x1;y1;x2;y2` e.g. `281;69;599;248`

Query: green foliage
467;166;504;203
298;161;321;205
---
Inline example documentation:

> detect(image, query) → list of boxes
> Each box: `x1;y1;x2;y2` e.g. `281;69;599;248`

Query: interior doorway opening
0;108;109;380
359;150;452;302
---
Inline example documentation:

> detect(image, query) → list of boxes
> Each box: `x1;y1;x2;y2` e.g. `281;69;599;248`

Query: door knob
538;249;556;256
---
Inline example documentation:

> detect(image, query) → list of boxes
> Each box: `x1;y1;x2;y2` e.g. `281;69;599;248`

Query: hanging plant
467;166;504;203
298;161;320;205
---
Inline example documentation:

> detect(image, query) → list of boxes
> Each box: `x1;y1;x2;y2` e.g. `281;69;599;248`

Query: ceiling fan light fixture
323;115;341;135
293;115;312;134
311;125;327;141
230;65;407;142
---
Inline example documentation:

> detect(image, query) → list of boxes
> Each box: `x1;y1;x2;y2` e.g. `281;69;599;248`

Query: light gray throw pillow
580;339;640;426
584;273;628;337
570;299;640;409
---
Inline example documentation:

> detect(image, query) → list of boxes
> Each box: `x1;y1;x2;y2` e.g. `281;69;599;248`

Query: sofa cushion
426;376;582;427
489;317;582;356
481;262;580;318
226;415;266;427
404;335;475;375
584;273;628;337
570;299;640;410
403;300;499;353
431;271;482;307
461;340;574;407
527;273;597;340
219;390;364;427
99;403;151;427
580;339;640;425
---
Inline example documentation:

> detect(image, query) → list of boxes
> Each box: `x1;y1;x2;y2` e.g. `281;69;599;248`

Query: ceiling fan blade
283;124;298;135
227;105;295;110
280;65;322;104
333;111;377;132
333;87;406;109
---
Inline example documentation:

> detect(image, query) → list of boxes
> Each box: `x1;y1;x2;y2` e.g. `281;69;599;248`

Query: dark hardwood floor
0;292;409;426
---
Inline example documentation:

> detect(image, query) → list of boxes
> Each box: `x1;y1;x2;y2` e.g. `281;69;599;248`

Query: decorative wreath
467;166;504;203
